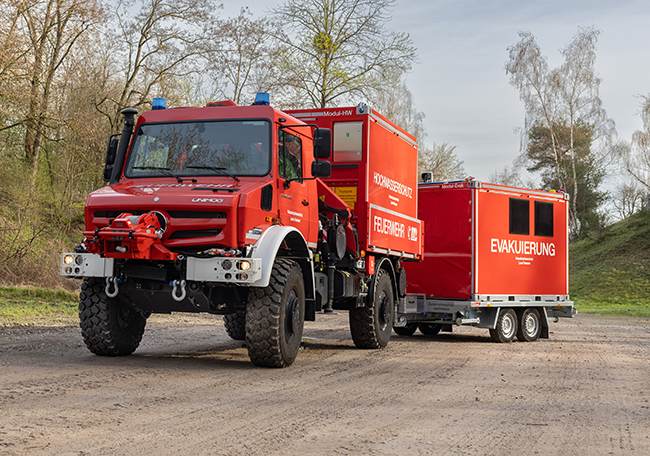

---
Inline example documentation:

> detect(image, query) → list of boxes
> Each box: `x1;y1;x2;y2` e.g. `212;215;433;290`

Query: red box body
286;106;422;259
404;182;569;299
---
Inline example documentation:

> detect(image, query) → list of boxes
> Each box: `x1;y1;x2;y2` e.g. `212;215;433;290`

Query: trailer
398;180;574;342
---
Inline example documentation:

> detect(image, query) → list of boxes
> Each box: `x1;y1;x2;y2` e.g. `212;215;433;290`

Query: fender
368;256;397;305
249;225;315;301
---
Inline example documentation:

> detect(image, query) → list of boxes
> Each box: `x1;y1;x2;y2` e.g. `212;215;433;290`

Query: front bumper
60;253;262;284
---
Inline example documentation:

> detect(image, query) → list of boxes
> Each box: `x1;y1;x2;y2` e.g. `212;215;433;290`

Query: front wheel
418;323;442;336
489;308;518;343
246;259;305;367
393;323;417;336
79;277;147;356
350;269;394;349
223;312;246;340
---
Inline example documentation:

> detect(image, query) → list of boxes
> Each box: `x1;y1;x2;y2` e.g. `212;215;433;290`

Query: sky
223;0;650;181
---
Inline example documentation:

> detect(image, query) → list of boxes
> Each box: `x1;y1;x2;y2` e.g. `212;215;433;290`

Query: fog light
224;273;232;280
63;255;74;265
222;259;232;270
237;260;251;271
237;273;248;280
64;266;73;274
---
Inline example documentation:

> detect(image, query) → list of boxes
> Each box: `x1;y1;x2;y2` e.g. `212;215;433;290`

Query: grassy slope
0;287;78;326
570;209;650;317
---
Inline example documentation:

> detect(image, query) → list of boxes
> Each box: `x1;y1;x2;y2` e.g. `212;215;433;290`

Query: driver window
278;130;302;180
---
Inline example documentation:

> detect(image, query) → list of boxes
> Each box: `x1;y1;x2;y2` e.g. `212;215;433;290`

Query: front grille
168;229;222;240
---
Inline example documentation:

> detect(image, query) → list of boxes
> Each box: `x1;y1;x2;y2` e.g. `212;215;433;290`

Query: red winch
83;212;177;261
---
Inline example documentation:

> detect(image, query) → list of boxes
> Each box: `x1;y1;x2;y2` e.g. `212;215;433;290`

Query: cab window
278;129;302;180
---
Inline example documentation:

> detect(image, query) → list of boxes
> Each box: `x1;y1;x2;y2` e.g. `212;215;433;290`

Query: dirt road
1;313;649;455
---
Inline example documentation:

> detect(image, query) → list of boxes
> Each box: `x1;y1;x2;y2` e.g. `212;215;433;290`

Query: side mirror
313;128;331;159
311;160;331;178
103;135;120;182
105;135;119;165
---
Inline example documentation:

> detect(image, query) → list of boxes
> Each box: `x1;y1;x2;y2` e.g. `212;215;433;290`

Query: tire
349;269;394;349
79;277;146;356
223;312;246;340
246;259;305;367
489;308;518;343
418;323;442;336
516;308;541;342
393;323;417;336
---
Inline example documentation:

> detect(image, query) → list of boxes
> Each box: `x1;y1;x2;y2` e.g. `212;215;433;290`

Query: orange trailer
399;180;574;342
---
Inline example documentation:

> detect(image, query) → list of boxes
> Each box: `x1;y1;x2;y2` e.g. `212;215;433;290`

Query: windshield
124;120;271;178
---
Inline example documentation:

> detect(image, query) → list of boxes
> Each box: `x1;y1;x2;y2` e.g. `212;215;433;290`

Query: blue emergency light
152;97;166;110
253;92;270;106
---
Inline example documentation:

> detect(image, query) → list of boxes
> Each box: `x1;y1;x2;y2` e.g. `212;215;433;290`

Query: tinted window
125;120;270;178
509;198;529;235
535;201;554;237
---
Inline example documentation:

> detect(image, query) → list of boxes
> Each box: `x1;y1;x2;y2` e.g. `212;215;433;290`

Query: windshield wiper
132;166;196;183
186;166;240;181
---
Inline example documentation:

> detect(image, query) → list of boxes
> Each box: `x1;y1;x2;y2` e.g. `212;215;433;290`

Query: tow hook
170;280;187;302
105;277;121;298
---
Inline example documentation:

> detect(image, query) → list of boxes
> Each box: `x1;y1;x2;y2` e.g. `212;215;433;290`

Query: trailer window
278;129;302;180
509;198;529;235
535;201;554;237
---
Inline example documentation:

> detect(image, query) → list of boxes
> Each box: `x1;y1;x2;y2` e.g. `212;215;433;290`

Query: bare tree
208;8;281;105
623;94;650;191
270;0;417;108
418;142;465;182
97;0;223;130
370;78;426;142
505;27;614;237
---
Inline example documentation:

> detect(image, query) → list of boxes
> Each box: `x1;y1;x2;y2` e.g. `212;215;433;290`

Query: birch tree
505;27;614;237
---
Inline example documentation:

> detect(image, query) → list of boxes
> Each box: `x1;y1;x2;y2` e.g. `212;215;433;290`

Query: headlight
63;255;74;265
237;260;251;271
75;255;84;265
222;259;232;270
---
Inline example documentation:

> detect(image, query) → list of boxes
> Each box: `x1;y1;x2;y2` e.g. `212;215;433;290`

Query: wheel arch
249;225;315;302
369;256;398;305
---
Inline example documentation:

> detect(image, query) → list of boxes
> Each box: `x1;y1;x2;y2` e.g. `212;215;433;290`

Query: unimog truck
61;95;422;367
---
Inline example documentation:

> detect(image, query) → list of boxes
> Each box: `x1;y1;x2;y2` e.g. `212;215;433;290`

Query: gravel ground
1;312;649;455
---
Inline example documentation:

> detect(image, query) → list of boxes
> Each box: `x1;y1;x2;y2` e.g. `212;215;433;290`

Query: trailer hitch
105;277;121;298
170;280;187;302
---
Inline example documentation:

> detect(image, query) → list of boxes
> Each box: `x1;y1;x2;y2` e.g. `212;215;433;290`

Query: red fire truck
61;95;573;367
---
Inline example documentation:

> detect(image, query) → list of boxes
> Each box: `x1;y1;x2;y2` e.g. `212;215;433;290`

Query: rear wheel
393;323;417;336
418;323;442;336
223;312;246;340
79;277;146;356
516;308;541;342
489;308;517;343
246;259;305;367
350;269;394;349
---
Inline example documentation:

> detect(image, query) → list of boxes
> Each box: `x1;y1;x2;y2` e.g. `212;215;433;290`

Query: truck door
276;128;316;247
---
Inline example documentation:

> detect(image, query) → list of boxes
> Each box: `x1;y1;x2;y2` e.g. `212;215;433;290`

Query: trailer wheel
79;277;146;356
418;323;442;336
246;259;305;367
349;269;394;349
489;308;518;343
393;323;417;336
516;308;541;342
223;312;246;341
